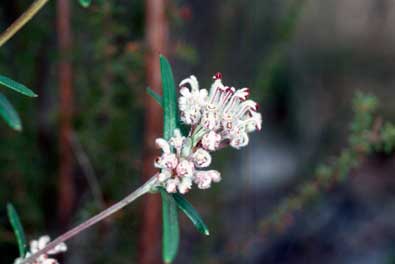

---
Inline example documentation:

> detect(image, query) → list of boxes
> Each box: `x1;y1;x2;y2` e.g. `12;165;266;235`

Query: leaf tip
13;123;22;132
79;0;91;8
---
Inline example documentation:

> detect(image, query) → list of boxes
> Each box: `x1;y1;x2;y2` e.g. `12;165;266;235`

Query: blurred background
1;0;395;263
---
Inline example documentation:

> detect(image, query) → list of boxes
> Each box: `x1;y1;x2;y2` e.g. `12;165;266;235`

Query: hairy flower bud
192;148;212;168
176;159;195;177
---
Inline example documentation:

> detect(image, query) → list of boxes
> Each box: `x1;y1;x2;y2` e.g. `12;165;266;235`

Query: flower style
155;73;261;194
179;72;262;149
14;235;67;264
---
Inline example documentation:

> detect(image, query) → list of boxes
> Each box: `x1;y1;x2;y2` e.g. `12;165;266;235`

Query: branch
70;131;105;209
21;176;159;264
0;0;50;47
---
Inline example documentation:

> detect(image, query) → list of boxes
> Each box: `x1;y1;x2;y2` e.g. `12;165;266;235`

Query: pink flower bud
166;178;180;193
176;159;195;177
194;171;212;189
192;148;212;168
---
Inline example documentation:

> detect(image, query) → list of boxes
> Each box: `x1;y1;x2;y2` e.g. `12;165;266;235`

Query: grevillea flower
14;236;67;264
155;73;262;193
179;73;261;149
178;75;208;125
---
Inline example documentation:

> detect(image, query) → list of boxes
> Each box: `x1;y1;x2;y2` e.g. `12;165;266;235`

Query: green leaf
146;85;189;137
0;93;22;131
159;55;181;263
159;188;180;263
146;87;163;107
7;203;27;257
173;193;210;236
0;75;37;97
79;0;91;8
160;55;178;140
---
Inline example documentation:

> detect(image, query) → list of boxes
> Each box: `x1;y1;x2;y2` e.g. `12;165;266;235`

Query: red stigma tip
255;103;260;111
213;72;223;80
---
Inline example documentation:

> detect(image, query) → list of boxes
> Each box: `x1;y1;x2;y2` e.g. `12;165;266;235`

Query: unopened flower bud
192;148;212;168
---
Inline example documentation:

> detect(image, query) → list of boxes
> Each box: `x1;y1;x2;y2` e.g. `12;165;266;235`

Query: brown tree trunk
139;0;169;263
57;0;74;228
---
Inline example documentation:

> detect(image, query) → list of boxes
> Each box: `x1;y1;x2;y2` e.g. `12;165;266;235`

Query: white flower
179;72;262;150
155;138;171;153
175;159;195;177
201;131;221;151
229;126;249;149
179;76;208;125
192;148;212;168
155;153;178;169
154;72;262;194
158;169;172;182
14;235;67;264
194;171;212;189
169;129;185;153
155;138;178;169
178;177;193;194
166;178;180;193
207;170;221;183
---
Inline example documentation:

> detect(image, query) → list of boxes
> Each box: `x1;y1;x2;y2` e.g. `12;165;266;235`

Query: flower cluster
155;73;262;193
14;236;67;264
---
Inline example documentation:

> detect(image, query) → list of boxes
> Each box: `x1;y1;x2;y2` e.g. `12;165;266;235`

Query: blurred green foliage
261;92;395;235
0;1;146;262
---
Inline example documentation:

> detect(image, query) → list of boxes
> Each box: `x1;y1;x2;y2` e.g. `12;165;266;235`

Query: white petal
30;240;39;253
208;170;221;183
179;87;191;97
166;179;179;193
158;170;172;182
178;177;192;194
194;171;212;189
38;236;50;250
230;131;249;149
192;148;212;168
155;138;171;153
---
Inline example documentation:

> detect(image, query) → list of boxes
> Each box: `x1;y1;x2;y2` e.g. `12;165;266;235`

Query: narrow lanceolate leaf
160;188;180;263
146;87;163;107
0;75;37;97
0;93;22;131
160;55;181;263
173;193;210;236
7;203;27;257
160;55;178;140
79;0;91;8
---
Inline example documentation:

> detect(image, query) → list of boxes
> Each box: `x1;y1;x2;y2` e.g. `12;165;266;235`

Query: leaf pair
0;75;37;131
156;56;209;263
159;189;210;263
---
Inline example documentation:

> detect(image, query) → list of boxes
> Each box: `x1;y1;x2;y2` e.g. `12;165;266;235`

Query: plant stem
21;176;159;264
0;0;50;47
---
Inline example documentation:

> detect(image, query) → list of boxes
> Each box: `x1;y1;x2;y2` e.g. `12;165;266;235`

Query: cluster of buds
14;236;67;264
155;73;262;194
